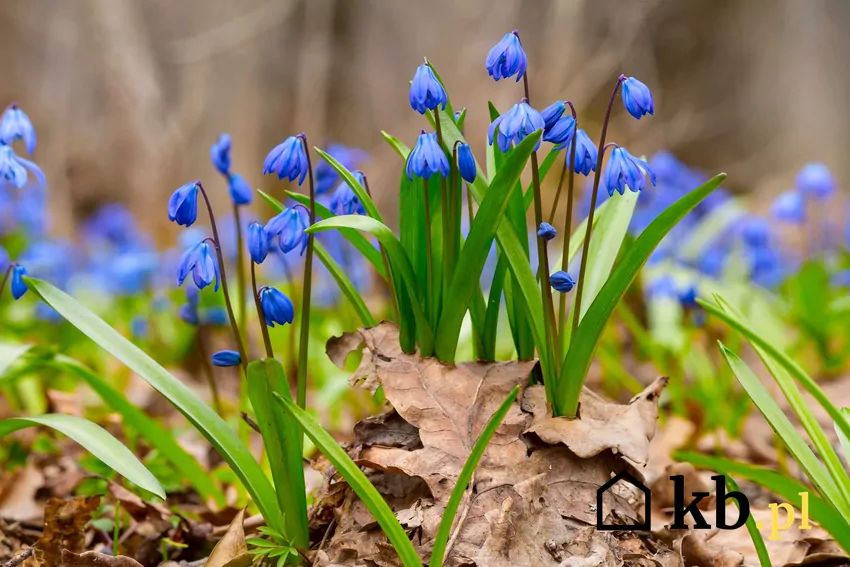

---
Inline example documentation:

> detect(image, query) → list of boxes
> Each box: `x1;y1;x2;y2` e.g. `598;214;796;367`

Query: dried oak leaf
36;496;100;567
205;508;251;567
60;550;143;567
678;530;744;567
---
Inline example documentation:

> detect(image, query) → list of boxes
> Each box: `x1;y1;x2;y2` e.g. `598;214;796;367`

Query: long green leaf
314;148;382;221
0;414;164;499
555;173;726;416
0;344;32;376
274;395;422;567
724;475;771;567
431;385;519;567
381;131;411;159
839;408;850;464
23;278;283;531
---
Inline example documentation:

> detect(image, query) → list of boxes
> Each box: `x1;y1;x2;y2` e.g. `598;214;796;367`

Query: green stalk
296;135;315;411
233;204;248;351
423;178;436;329
194;326;224;416
557;103;578;346
435;108;452;324
0;264;12;303
251;262;275;358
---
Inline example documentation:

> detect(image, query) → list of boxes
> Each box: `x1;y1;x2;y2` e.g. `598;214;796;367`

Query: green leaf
555;173;726;416
430;386;519;567
0;344;31;377
314;147;382;221
677;199;745;261
0;414;164;499
274;395;422;567
724;475;772;567
434;131;541;362
23;277;283;532
246;359;309;548
381;131;411;159
838;408;850;464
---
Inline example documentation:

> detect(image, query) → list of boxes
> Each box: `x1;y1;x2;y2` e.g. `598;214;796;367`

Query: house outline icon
596;471;651;531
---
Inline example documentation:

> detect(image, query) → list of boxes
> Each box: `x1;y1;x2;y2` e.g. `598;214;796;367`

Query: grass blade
0;344;32;376
314;147;382;221
839;408;850;464
381;131;411;159
724;475;772;567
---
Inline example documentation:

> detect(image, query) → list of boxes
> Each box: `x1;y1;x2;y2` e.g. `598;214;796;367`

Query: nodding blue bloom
211;350;241;367
228;173;253;206
202;306;229;326
10;264;27;300
0;145;45;188
537;222;557;241
540;101;566;132
266;206;310;255
178;302;199;325
248;221;269;264
621;77;654;119
210;133;231;175
330;172;366;216
0;104;36;154
543;115;575;150
795;162;835;200
603;146;656;196
315;143;367;194
572;130;597;176
457;143;476;183
260;286;295;327
263;135;308;185
406;131;449;180
741;217;770;248
409;64;447;114
177;240;220;291
485;30;527;82
645;274;678;298
168;181;200;226
771;190;805;224
679;285;698;309
549;271;575;293
0;246;8;271
488;100;545;152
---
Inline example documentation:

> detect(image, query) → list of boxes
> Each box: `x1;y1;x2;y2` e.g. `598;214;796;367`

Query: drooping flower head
409;63;447;115
572;129;597;176
248;221;269;264
211;350;241;367
259;286;295;327
10;264;27;300
0;104;36;154
537;222;557;241
540;101;566;132
488;99;545;152
603;146;656;196
543;115;575;150
266;206;310;255
456;143;476;183
621;77;654;119
406;131;449;180
485;30;528;82
771;190;805;224
167;181;200;227
795;162;835;200
314;143;368;194
210;133;231;175
177;240;220;291
330;171;366;216
549;271;575;293
0;145;45;188
228;173;253;206
263;135;308;185
740;217;771;248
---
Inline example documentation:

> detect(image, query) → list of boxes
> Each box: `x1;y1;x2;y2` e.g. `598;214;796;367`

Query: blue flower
406;131;449;180
485;30;527;82
263;135;308;185
621;77;654;119
795;162;835;200
457;143;476;183
543;115;575;150
645;274;677;298
202;306;229;326
572;130;597;176
210;133;231;175
248;221;269;264
540;101;566;132
740;217;770;248
168;181;200;226
177;240;220;291
771;190;805;224
260;286;294;327
603;146;656;196
0;144;45;188
228;173;253;206
315;143;367;194
409;64;447;114
538;222;557;241
0;104;36;154
330;173;366;216
131;317;149;340
211;350;241;367
178;303;199;325
679;284;698;309
549;270;575;293
9;264;27;299
488;100;545;152
0;246;8;271
266;206;310;255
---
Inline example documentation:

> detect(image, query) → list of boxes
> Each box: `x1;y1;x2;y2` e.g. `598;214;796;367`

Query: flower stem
232;204;248;356
435;108;451;319
296;135;315;411
423;179;435;328
251;263;274;359
195;326;224;416
0;264;12;303
363;174;399;322
558;103;578;342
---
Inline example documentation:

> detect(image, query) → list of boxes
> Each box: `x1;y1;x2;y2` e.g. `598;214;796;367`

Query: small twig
240;412;261;434
313;518;336;566
2;547;34;567
211;514;265;537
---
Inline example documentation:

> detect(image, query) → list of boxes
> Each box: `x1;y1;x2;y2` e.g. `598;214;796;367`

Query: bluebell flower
679;285;698;308
485;30;527;82
315;143;367;194
210;133;231;175
0;246;8;271
0;104;36;154
15;185;48;236
409;63;447;114
260;286;295;327
0;144;45;188
621;77;654;119
10;264;27;299
263;135;308;185
795;162;835;200
330;173;366;216
178;303;199;325
645;274;677;298
83;203;141;248
248;221;269;264
266;206;310;255
543;115;575;150
228;173;253;206
131;317;149;340
538;222;557;241
549;270;575;293
572;129;597;175
201;306;229;326
771;190;805;224
699;245;728;278
488;100;545;152
740;217;770;248
168;181;200;227
177;240;220;291
406;131;449;180
211;350;241;367
540;101;566;132
457;143;476;183
603;146;656;196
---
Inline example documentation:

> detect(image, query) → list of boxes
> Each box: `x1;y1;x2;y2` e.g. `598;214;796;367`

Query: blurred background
2;0;848;240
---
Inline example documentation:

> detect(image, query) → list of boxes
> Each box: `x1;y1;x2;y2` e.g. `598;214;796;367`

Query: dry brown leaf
36;496;100;567
353;410;421;451
60;550;143;567
107;482;171;523
651;463;713;512
679;530;744;567
0;462;45;522
205;508;251;567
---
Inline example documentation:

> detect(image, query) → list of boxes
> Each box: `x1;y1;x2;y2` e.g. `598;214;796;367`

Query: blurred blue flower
406;131;449;180
771;190;805;224
0;246;7;270
831;270;850;287
0;104;36;154
409;64;447;114
260;286;294;327
485;30;527;82
457;143;476;183
749;245;785;289
178;303;198;325
795;162;835;200
315;143;368;194
168;181;200;227
16;185;49;237
248;221;269;264
330;172;366;216
678;284;698;308
621;77;654;119
540;101;565;132
263;135;308;185
543;115;575;150
105;250;158;295
210;133;231;175
10;264;27;299
130;316;148;340
549;270;575;293
488;100;544;152
212;350;241;367
83;203;140;248
201;307;229;326
0;144;45;188
572;130;597;176
740;217;771;248
537;222;557;241
266;206;310;255
228;173;253;206
603;146;656;196
645;274;678;298
177;240;220;291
